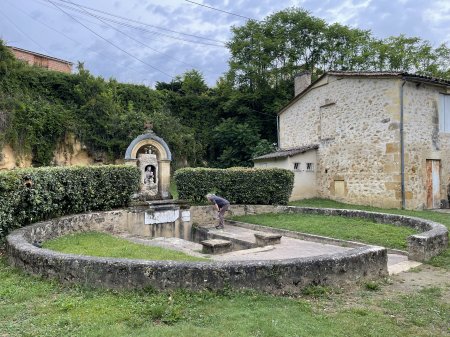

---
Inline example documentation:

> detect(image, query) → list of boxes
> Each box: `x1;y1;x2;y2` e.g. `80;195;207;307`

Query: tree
181;69;208;95
211;118;266;167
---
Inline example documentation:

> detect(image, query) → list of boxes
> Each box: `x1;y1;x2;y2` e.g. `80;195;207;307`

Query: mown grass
289;198;450;269
0;254;448;337
231;213;417;250
42;232;206;262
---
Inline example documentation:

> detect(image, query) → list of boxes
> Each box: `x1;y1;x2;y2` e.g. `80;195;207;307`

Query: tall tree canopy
227;7;450;90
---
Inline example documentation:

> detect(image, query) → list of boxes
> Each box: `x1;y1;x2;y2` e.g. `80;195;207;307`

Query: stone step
388;260;422;275
254;232;282;247
201;239;233;254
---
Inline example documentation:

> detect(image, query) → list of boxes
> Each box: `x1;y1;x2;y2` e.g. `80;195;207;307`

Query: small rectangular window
439;94;450;132
306;163;314;172
293;162;300;171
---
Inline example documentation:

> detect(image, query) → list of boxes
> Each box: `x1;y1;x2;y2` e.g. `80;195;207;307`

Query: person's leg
217;204;229;228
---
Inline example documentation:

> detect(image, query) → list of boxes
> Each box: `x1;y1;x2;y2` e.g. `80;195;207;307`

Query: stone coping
6;209;387;294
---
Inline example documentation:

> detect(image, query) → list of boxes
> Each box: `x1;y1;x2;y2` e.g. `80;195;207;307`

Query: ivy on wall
0;41;198;168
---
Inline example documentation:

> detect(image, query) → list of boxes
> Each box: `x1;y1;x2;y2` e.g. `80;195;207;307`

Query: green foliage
301;285;334;298
180;69;208;95
227;7;450;90
211;119;262;167
2;8;450;170
364;281;381;291
174;167;294;204
252;139;277;158
0;165;140;240
5;97;72;166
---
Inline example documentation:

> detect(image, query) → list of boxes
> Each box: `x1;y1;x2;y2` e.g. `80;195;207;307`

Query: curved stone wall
6;210;387;294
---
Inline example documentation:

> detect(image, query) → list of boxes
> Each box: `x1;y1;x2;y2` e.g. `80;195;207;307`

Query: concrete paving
119;224;420;275
433;209;450;213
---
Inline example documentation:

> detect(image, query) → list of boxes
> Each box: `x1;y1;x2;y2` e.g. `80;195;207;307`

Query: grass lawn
0;253;448;337
42;232;206;262
231;213;417;250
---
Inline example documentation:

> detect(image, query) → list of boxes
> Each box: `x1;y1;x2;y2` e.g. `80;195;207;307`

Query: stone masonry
277;73;450;209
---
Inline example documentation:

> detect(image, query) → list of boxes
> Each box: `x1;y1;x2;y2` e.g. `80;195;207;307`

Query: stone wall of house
402;82;450;209
280;75;404;208
279;75;450;209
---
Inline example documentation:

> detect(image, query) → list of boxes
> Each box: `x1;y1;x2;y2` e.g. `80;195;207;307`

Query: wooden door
426;160;441;209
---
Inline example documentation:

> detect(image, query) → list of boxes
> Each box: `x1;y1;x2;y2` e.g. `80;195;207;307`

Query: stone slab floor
120;224;421;276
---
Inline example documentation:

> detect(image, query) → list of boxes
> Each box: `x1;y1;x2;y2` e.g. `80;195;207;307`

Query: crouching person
206;194;230;229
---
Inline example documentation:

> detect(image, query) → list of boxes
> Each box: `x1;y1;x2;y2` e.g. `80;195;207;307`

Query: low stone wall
6;209;388;294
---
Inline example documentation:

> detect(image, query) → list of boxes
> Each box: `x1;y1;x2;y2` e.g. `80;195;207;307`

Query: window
293;162;301;171
306;163;314;172
439;94;450;132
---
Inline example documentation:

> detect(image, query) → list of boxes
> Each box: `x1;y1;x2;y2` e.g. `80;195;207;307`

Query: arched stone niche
125;131;172;200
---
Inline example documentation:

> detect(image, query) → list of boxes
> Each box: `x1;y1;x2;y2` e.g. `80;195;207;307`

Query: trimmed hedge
174;167;294;205
0;165;140;240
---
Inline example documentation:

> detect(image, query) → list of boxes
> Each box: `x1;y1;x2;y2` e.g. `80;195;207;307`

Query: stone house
8;46;73;73
254;71;450;210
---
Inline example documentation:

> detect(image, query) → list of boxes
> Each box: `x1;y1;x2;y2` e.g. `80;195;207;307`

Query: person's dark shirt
210;196;230;208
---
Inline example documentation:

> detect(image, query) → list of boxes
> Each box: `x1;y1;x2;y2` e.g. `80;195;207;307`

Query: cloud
423;1;450;44
324;0;372;25
423;0;450;23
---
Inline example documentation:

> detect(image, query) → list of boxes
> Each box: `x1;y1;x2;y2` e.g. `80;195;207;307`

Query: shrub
174;167;294;205
0;165;140;240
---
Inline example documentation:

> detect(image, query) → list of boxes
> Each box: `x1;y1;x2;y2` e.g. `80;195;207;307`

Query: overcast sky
1;0;449;87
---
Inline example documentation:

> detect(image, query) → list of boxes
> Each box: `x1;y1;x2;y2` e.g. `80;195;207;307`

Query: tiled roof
327;71;450;86
7;46;73;65
253;144;319;160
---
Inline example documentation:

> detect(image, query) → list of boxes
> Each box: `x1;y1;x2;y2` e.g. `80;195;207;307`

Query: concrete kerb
7;208;388;294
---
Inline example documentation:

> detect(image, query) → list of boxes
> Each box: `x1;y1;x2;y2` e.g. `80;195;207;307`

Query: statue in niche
144;167;153;184
144;165;156;185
